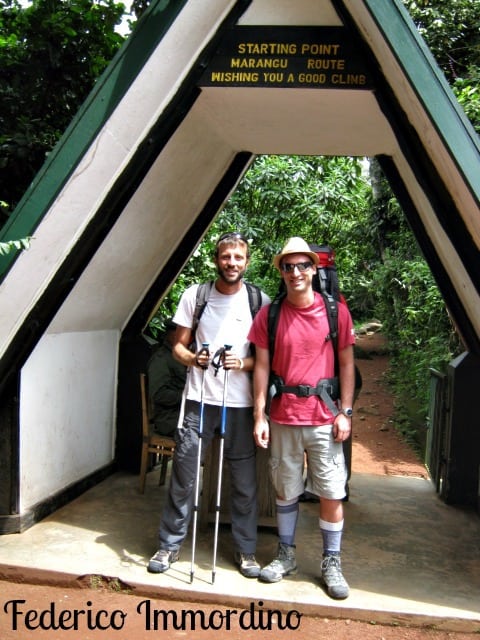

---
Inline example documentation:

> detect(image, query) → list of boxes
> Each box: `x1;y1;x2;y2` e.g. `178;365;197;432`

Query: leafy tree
367;0;479;450
0;237;31;255
367;176;462;449
404;0;480;132
0;0;126;225
151;155;375;336
454;73;480;133
404;0;480;80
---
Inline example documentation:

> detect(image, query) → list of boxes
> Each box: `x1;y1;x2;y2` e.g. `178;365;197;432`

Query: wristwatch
342;407;353;418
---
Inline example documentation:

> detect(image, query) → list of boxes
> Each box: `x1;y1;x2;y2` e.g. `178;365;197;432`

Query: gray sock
319;518;343;555
277;498;299;546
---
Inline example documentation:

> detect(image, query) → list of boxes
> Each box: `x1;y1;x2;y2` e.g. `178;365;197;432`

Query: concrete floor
0;468;479;632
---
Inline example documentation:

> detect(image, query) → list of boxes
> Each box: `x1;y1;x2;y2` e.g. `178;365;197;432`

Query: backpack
191;281;263;349
267;244;362;414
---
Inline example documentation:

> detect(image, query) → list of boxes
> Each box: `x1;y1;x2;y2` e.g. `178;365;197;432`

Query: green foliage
0;236;31;255
403;0;480;82
151;146;462;462
366;177;462;452
218;155;376;311
374;0;480;451
153;143;464;456
453;74;480;133
151;155;375;338
0;0;126;223
372;247;462;451
0;199;32;253
403;0;480;134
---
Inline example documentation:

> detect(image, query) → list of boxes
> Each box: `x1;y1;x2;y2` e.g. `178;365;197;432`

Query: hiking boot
147;548;179;573
259;543;297;583
321;554;349;599
234;552;261;578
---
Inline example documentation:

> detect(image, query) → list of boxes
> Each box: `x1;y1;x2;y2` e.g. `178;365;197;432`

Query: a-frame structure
0;0;479;533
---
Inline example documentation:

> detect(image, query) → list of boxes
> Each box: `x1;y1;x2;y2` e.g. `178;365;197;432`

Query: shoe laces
322;554;340;569
242;553;256;561
322;555;345;581
269;549;293;568
239;553;257;565
278;543;295;560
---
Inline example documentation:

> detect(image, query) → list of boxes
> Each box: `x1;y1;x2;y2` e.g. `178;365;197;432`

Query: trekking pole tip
211;571;216;584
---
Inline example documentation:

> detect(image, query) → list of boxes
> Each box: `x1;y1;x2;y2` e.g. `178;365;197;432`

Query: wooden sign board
199;26;373;89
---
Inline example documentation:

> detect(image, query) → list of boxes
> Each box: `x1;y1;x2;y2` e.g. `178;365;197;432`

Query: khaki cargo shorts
269;421;347;501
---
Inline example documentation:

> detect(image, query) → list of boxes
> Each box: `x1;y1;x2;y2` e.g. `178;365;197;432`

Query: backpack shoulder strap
322;292;362;396
245;282;263;319
267;291;286;367
192;281;214;336
192;281;262;338
321;290;339;374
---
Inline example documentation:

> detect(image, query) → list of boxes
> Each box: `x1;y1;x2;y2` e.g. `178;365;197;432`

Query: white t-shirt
173;282;268;407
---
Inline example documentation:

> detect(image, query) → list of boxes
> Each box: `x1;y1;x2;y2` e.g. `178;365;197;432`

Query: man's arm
252;345;270;449
172;326;200;368
338;344;355;409
332;344;355;442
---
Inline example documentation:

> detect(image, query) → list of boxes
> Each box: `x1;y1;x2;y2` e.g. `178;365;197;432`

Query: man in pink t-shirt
248;237;356;599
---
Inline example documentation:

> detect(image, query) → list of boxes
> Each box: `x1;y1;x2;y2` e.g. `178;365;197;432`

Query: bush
372;249;462;452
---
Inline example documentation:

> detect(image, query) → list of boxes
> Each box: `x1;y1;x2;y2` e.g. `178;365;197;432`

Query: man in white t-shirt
148;232;269;578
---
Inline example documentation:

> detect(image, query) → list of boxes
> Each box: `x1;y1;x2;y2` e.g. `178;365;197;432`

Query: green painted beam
0;0;188;277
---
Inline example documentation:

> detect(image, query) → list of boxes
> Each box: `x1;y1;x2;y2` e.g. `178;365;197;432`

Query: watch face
343;408;353;417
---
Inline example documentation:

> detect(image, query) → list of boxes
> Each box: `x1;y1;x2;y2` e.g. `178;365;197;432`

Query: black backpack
191;281;263;349
267;244;362;412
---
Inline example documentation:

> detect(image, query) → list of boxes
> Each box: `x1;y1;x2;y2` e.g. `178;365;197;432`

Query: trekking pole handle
196;342;210;369
222;344;235;371
212;344;232;376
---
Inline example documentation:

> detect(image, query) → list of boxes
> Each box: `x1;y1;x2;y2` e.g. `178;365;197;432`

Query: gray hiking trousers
157;400;258;554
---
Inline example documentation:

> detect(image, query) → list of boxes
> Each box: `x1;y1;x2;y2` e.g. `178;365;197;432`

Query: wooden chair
139;373;176;493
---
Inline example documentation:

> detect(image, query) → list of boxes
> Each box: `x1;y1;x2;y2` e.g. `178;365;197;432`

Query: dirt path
352;331;427;479
1;333;473;640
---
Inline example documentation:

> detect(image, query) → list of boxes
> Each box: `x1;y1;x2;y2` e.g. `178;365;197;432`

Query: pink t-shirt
248;292;355;425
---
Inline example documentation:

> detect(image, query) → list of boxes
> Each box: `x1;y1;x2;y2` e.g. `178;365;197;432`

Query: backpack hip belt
268;375;340;417
278;377;339;399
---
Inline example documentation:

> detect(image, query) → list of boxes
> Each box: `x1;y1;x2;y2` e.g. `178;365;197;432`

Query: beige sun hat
272;237;320;270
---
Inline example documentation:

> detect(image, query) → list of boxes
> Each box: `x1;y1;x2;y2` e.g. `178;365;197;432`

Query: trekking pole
211;344;231;584
190;342;209;584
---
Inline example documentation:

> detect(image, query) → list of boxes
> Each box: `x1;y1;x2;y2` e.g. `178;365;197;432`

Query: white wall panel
19;330;119;510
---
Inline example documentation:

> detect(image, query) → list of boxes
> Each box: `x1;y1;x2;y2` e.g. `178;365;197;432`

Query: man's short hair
215;231;250;258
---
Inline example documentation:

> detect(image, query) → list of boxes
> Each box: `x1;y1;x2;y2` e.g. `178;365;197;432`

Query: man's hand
254;416;270;449
332;413;352;442
222;348;240;370
195;345;210;369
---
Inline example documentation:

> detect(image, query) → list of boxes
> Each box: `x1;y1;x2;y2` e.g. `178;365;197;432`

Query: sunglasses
280;261;314;273
216;232;249;245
